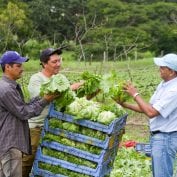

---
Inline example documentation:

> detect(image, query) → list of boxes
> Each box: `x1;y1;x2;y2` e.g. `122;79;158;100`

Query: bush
23;39;52;60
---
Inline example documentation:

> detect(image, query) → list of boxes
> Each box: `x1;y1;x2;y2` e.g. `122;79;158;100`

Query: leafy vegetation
76;71;102;98
42;147;97;169
49;118;107;141
110;147;152;177
40;73;76;110
43;133;102;155
99;72;131;103
65;96;126;124
39;162;91;177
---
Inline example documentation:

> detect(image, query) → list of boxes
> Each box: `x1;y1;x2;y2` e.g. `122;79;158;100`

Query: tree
1;0;177;59
0;1;33;53
28;0;84;44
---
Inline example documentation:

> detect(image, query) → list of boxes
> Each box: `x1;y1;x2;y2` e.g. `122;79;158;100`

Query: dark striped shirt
0;75;48;157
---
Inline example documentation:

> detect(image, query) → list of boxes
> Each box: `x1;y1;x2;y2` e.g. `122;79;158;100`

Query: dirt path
125;113;150;142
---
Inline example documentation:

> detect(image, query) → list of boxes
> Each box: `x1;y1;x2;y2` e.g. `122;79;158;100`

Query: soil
124;113;150;142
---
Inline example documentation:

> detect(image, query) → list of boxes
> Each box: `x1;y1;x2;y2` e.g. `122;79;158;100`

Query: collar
161;77;177;87
2;75;18;87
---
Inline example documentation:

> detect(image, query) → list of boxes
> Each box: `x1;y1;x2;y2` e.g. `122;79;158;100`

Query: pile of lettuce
65;97;126;125
38;72;129;176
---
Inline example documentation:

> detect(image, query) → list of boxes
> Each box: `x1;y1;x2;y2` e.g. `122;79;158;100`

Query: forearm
134;95;158;118
122;81;159;118
121;102;143;113
4;95;48;120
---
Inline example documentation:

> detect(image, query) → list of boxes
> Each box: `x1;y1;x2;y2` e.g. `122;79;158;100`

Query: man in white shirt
116;53;177;177
22;47;81;177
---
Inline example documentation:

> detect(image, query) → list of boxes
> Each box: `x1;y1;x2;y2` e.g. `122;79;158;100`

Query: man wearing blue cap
116;53;177;177
0;51;58;177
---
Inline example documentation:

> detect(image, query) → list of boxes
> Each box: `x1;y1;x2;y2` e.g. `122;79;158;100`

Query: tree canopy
0;0;177;60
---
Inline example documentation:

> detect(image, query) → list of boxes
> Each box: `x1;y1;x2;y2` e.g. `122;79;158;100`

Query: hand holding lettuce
99;72;130;103
75;71;101;99
40;73;76;111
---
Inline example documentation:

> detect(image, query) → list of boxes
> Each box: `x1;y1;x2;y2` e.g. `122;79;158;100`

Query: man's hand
70;81;84;91
43;93;60;102
113;97;122;104
86;89;101;100
123;81;139;98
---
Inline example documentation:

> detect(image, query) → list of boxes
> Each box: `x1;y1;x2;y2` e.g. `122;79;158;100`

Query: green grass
23;59;41;72
22;57;155;72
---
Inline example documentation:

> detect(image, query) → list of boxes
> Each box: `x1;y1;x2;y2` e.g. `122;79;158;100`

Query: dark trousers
22;127;41;177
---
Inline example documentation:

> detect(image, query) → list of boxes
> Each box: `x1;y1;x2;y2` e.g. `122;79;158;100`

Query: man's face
159;66;174;81
5;63;24;80
44;54;62;75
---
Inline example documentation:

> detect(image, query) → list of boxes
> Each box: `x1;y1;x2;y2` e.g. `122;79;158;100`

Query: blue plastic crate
135;143;151;157
48;104;128;135
32;147;112;177
30;161;67;177
44;118;120;149
40;140;118;164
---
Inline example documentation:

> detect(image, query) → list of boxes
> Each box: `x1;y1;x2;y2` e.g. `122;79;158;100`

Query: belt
150;131;161;136
151;131;177;136
31;126;42;130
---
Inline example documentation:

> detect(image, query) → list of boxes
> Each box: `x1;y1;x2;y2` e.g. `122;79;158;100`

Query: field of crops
1;58;160;176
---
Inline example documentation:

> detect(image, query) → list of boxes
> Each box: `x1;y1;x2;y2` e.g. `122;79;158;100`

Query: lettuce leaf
40;73;70;95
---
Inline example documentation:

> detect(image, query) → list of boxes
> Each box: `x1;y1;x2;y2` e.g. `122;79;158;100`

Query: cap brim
50;48;62;55
0;57;28;65
154;57;167;67
15;57;29;63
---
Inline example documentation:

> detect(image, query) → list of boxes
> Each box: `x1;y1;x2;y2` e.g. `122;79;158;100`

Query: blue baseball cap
0;51;28;65
154;53;177;72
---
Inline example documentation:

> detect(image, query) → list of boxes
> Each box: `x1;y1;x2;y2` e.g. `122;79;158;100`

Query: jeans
0;148;22;177
150;132;177;177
